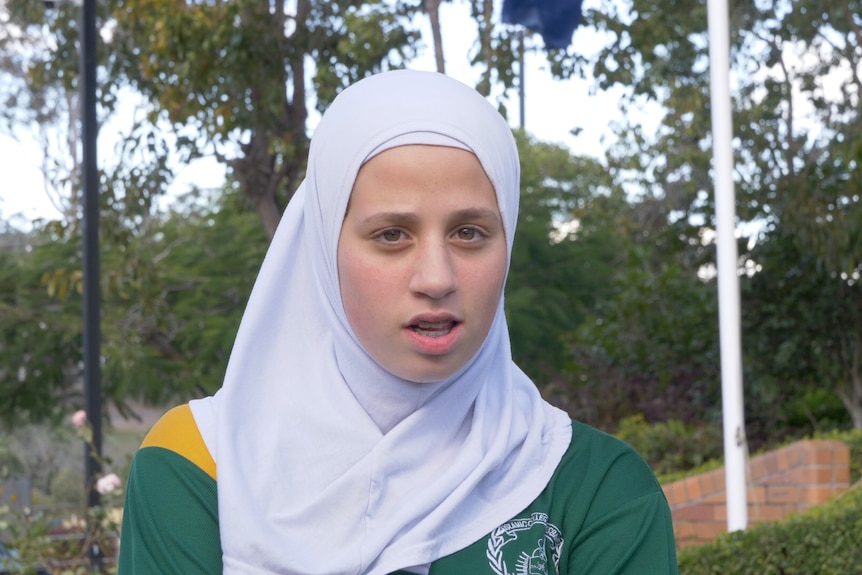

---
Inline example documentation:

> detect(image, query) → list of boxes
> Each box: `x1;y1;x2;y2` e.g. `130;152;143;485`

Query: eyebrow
357;208;501;227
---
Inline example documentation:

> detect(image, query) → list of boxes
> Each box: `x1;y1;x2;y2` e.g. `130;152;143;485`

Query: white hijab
190;70;572;575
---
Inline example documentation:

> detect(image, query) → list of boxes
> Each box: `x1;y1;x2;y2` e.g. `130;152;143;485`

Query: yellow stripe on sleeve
140;404;217;481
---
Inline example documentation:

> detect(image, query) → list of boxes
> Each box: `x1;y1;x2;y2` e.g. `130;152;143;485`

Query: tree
1;1;96;224
553;0;862;430
0;229;83;426
562;205;724;431
109;0;423;240
0;0;425;423
505;130;619;385
743;232;861;430
425;0;446;73
99;189;268;409
0;188;267;426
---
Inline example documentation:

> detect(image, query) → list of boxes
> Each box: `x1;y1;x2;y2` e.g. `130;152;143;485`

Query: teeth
416;320;451;329
412;321;454;337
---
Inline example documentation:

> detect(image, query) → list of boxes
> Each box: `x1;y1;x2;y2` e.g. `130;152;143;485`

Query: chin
391;359;463;384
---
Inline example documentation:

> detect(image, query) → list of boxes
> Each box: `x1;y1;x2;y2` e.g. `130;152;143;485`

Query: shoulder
127;403;218;502
119;404;223;573
545;420;667;525
558;419;660;488
547;421;678;572
429;421;677;574
140;403;216;480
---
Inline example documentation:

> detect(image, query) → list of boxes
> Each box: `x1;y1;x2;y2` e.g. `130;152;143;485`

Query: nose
408;240;457;299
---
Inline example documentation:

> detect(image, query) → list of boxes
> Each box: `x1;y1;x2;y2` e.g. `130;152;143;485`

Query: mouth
409;320;459;338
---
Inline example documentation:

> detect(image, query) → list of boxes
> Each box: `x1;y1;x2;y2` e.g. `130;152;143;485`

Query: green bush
648;425;862;486
678;485;862;575
614;414;723;477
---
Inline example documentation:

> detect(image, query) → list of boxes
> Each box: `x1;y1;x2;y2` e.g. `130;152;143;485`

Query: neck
334;340;449;434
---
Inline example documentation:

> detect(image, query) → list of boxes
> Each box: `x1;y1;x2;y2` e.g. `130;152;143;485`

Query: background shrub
678;481;862;574
614;414;723;477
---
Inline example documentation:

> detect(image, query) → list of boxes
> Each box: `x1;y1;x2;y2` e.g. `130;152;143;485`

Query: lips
410;320;458;337
404;314;462;355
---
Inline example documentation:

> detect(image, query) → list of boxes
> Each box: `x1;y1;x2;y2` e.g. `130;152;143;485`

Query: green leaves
107;0;423;239
0;189;267;426
0;238;83;427
678;479;862;574
555;0;862;435
505;131;618;384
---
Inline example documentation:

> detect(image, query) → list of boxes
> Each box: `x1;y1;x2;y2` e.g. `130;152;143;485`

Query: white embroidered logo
486;512;563;575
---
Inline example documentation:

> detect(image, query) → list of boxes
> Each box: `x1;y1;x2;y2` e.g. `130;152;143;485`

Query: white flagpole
707;0;748;531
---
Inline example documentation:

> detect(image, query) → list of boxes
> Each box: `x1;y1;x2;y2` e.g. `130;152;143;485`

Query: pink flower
71;410;87;429
96;473;122;495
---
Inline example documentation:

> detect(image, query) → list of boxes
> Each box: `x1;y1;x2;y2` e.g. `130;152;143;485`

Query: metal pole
707;0;748;532
80;0;103;567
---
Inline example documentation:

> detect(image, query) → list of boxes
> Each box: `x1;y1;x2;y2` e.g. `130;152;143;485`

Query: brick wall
662;440;851;548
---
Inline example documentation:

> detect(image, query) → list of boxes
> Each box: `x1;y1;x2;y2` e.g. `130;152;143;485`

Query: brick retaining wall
662;440;851;547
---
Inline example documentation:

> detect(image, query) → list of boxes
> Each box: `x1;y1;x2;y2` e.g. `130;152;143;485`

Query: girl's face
337;145;508;383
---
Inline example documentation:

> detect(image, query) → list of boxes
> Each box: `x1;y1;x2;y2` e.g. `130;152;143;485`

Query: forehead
305;72;520;258
348;145;499;211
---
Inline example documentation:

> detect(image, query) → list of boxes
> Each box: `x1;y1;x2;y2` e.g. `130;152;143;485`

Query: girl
119;70;677;574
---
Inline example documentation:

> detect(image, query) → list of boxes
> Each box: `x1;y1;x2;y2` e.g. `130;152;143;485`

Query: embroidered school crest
486;512;563;575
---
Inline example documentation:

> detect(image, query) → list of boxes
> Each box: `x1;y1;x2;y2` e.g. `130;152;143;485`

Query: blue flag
501;0;584;50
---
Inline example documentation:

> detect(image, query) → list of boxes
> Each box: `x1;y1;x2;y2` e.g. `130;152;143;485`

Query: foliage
742;233;861;433
565;251;722;428
614;414;722;478
98;189;267;408
0;425;79;500
652;427;862;487
678;484;862;575
0;417;124;574
1;0;859;444
0;0;149;225
506;131;619;384
0;239;83;426
108;0;423;239
552;0;862;433
1;502;121;574
1;125;640;423
0;0;500;422
1;0;425;238
0;190;265;425
0;0;424;422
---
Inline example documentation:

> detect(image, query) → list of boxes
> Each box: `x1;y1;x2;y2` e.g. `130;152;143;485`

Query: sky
0;0;626;225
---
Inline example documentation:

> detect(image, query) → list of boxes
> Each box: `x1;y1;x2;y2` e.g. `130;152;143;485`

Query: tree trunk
230;0;309;242
836;337;862;428
839;337;862;429
230;131;282;241
426;0;445;74
839;388;862;429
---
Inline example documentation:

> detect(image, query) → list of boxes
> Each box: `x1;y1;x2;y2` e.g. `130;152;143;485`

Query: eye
455;227;482;241
379;228;404;242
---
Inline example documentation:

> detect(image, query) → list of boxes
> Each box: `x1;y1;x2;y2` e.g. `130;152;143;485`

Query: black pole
80;0;103;569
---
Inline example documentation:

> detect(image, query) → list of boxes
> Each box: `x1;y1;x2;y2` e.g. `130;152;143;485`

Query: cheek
479;279;505;327
466;252;508;326
338;254;369;329
338;250;397;344
337;244;359;321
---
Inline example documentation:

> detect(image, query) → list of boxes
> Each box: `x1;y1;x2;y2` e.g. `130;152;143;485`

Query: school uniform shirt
118;404;678;574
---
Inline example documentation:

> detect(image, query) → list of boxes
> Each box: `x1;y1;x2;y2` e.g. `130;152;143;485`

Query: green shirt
119;405;677;574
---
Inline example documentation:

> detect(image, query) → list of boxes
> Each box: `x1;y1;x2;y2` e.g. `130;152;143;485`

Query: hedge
678;485;862;574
